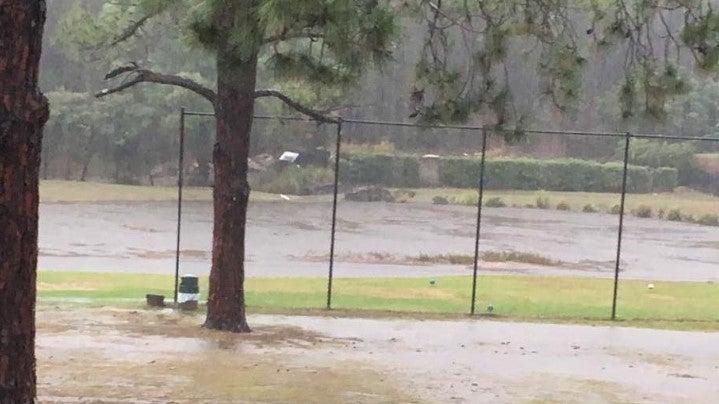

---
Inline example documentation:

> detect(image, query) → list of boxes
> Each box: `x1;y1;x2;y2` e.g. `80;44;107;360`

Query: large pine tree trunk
202;46;256;332
0;0;49;401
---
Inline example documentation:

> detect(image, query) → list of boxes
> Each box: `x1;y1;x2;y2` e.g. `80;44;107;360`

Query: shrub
255;166;334;195
651;167;679;192
632;205;653;218
657;208;666;219
582;204;598;213
697;214;719;226
485;197;506;208
341;154;420;187
535;193;551;209
609;204;622;214
432;195;449;205
451;192;478;206
667;209;683;221
620;138;697;185
394;189;415;203
556;201;571;211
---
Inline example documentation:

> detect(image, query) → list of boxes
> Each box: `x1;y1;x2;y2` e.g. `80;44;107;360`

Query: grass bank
41;180;718;218
38;271;719;331
413;188;719;219
39;180;312;203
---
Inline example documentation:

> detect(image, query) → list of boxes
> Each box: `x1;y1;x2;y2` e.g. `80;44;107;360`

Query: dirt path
36;307;719;403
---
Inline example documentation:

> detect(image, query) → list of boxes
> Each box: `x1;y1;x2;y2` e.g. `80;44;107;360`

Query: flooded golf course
39;200;719;282
34;199;719;403
36;308;719;403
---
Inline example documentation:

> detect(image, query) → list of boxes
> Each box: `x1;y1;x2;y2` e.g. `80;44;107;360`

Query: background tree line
40;0;719;186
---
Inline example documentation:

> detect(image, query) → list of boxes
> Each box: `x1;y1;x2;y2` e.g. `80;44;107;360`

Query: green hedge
341;154;677;193
340;154;420;187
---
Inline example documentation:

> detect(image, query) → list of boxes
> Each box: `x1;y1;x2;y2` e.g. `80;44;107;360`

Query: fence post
327;119;343;310
470;128;488;315
612;132;631;320
174;107;186;305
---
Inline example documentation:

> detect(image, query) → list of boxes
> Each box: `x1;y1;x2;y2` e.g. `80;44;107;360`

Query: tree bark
202;45;256;333
0;0;49;402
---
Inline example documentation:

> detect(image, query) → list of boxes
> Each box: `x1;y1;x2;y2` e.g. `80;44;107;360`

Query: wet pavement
39;201;719;281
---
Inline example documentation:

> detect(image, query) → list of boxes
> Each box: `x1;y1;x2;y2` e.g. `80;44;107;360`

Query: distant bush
651;167;679;191
536;193;551;209
341;154;420;187
556;201;571;211
485;197;507;208
582;204;598;213
667;209;683;221
619;139;696;185
632;205;653;218
255;166;334;195
394;189;416;203
657;208;666;219
609;204;621;214
697;214;719;226
432;195;449;205
450;192;478;206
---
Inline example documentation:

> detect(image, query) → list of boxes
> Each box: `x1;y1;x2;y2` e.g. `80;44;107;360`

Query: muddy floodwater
39;201;719;281
37;307;719;403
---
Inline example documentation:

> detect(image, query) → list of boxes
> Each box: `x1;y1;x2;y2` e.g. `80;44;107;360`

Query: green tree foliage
411;1;719;128
60;0;398;332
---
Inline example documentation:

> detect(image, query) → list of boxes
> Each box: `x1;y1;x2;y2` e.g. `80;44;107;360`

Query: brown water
37;307;719;403
39;201;719;281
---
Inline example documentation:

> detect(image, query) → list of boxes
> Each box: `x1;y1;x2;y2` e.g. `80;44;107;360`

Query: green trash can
179;274;199;304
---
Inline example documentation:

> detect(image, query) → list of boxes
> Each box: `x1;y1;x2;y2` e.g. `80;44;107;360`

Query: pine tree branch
264;32;324;44
254;89;339;123
96;67;216;104
109;13;154;47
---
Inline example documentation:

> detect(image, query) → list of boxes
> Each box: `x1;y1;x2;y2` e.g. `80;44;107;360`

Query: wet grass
39;180;306;203
300;250;558;267
41;181;719;221
413;188;719;218
38;271;719;331
480;251;560;266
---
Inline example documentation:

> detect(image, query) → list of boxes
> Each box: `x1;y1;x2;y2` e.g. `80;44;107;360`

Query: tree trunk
0;0;49;402
202;46;256;332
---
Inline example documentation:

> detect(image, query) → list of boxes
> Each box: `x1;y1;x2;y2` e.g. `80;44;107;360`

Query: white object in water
279;151;299;162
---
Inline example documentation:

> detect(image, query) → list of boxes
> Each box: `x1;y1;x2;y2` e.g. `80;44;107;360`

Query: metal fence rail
177;109;719;319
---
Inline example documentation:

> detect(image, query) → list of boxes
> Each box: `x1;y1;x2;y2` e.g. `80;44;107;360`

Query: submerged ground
35;181;719;402
37;306;719;403
40;198;719;281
